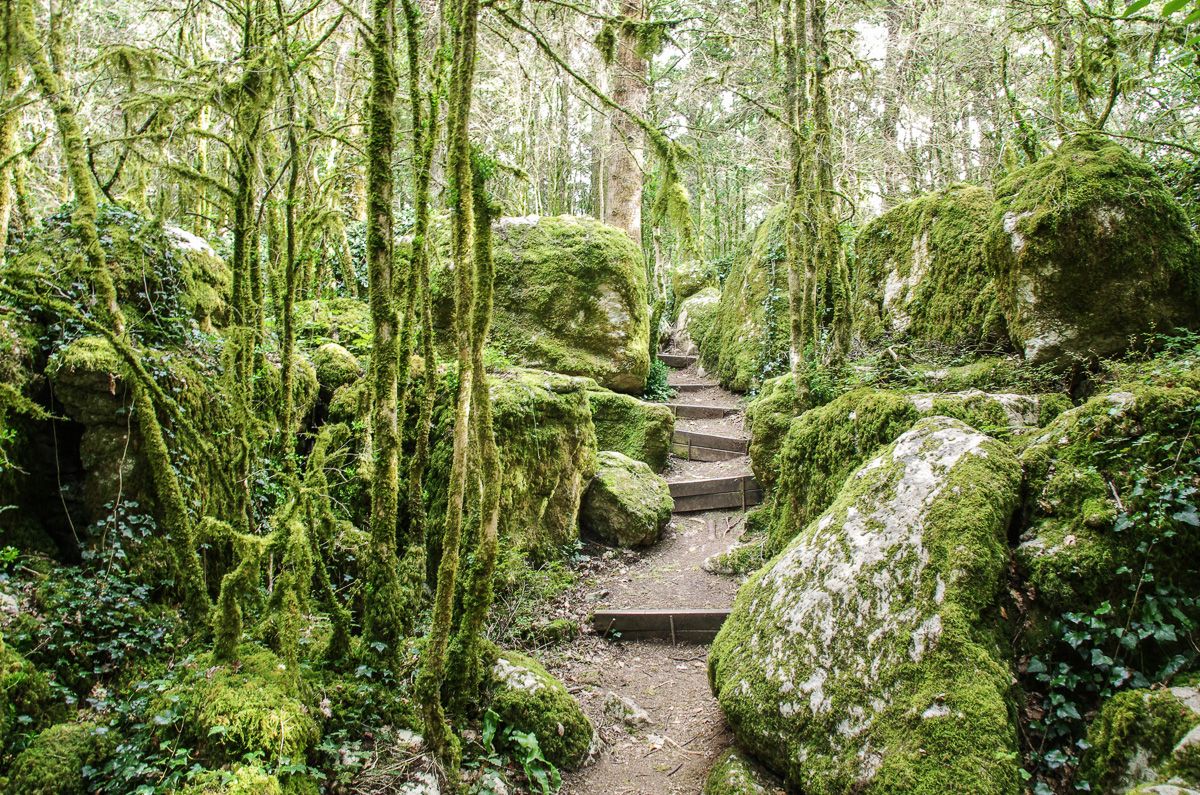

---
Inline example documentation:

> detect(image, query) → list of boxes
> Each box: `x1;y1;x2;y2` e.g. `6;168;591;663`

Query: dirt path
546;359;750;795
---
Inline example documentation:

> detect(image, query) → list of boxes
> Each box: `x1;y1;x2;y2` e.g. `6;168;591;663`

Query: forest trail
548;357;751;795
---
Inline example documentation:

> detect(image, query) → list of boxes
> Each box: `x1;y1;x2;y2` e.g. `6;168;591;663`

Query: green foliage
488;650;593;771
475;707;562;794
642;357;676;403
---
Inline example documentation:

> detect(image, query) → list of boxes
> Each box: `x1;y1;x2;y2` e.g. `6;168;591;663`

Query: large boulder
670;286;720;356
987;136;1200;367
11;204;230;337
709;417;1022;793
490;650;594;769
580;451;673;547
428;368;598;560
587;389;674;472
670;259;715;306
701;204;790;392
431;215;650;393
853;184;1005;349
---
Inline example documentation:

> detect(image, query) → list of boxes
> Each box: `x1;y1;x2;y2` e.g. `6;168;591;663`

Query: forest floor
544;361;750;795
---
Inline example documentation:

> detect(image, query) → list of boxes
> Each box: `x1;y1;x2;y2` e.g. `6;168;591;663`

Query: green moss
709;417;1022;794
910;356;1062;394
309;342;362;395
430;215;650;393
489;649;593;769
294;297;372;358
677;286;721;351
700;204;790;393
176;765;285;795
0;634;59;753
987;136;1200;366
1015;381;1200;614
703;747;781;794
766;388;921;554
745;374;801;491
163;645;320;768
853;184;1004;350
1078;687;1199;792
427;367;599;561
587;388;674;471
580;450;673;547
3;721;115;795
670;259;715;308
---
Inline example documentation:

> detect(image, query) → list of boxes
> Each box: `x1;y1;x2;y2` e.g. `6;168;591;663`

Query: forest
0;0;1198;791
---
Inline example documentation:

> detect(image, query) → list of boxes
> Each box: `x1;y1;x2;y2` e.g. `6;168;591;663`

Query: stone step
592;608;730;642
671;429;749;462
659;353;697;369
666;402;737;419
669;474;762;513
670;382;710;392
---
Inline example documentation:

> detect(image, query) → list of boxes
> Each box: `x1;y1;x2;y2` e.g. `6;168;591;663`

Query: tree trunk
604;0;647;242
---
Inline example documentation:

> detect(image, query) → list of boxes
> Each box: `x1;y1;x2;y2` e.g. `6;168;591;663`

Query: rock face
701;204;790;392
490;650;594;769
704;748;784;795
431;215;650;393
854;184;1004;349
580;451;673;547
671;259;714;306
671;286;721;356
987;136;1200;367
709;417;1022;794
429;369;598;560
1079;684;1200;793
587;389;674;472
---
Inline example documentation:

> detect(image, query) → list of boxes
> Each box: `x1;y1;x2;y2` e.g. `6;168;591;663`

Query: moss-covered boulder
987;136;1200;367
670;259;714;307
580;451;673;547
701;204;790;392
0;634;59;752
309;342;362;396
709;417;1022;793
854;184;1004;349
587;389;674;471
1015;381;1200;617
164;646;320;769
12;204;230;337
429;368;599;559
489;650;593;769
3;721;115;795
704;748;785;794
294;297;372;358
176;765;285;795
744;373;801;491
1079;685;1200;793
431;215;650;393
670;286;721;356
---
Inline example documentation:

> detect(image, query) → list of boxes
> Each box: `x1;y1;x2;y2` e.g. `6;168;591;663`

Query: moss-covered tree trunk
604;0;648;244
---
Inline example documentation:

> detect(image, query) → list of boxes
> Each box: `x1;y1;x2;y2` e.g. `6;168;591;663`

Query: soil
544;360;753;795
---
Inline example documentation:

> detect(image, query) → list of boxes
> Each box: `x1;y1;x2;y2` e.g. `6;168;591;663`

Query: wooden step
671;429;749;462
659;353;697;369
670;382;710;392
669;474;762;512
667;403;737;419
592;608;730;642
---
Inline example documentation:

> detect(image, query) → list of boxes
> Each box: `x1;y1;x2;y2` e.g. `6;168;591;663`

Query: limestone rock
671;286;721;356
587;389;674;472
709;416;1023;793
580;451;673;547
987;136;1200;367
603;691;652;728
670;259;714;306
490;650;594;769
704;748;785;795
700;204;790;392
854;184;1004;349
431;215;650;393
1079;684;1200;793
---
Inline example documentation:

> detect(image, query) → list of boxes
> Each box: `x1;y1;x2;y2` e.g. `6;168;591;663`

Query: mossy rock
670;259;714;308
10;205;230;338
986;136;1200;367
1015;380;1200;617
709;417;1022;793
587;389;674;472
910;389;1048;439
176;766;285;794
163;646;320;769
0;634;60;752
704;748;785;794
428;368;599;560
1079;685;1200;792
309;342;362;395
700;204;790;393
3;721;116;795
294;297;372;358
670;286;721;356
489;650;593;769
765;388;922;555
744;373;802;491
853;184;1005;350
430;215;650;393
580;451;673;547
